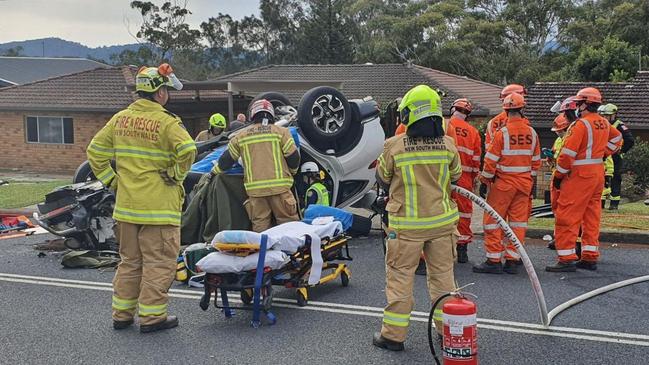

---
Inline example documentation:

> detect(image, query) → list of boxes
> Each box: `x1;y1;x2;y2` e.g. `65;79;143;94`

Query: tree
298;0;357;64
129;0;202;62
109;45;157;66
570;37;640;82
1;46;24;57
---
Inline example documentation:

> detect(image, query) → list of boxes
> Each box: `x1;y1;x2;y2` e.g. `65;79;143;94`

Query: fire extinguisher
428;288;477;365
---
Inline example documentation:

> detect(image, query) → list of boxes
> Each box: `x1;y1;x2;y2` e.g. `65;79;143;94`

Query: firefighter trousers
483;181;530;262
245;190;299;232
112;222;180;325
451;173;474;245
555;167;604;263
381;226;457;343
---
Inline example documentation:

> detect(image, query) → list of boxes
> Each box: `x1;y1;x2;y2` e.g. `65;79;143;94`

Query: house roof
0;56;109;85
526;71;649;130
214;64;502;116
0;66;230;113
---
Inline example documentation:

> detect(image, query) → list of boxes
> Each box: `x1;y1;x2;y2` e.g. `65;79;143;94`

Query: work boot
547;240;556;250
503;260;519;274
608;200;619;211
415;258;427;276
456;244;468;264
372;332;405;352
576;260;597;271
140;316;179;334
113;319;134;330
472;260;503;274
545;261;577;272
576;242;581;259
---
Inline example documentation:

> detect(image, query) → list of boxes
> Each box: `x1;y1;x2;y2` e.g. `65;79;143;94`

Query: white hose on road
547;275;649;325
451;185;550;326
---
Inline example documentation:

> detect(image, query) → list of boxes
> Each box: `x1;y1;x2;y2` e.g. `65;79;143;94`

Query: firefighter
87;64;196;333
448;98;482;263
473;92;540;275
546;88;622;272
301;161;330;208
211;99;300;232
195;113;227;142
549;112;570;211
598;103;634;210
485;84;527;150
373;85;462;351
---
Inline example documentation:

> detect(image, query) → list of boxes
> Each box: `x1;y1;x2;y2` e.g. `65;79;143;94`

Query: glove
553;177;562;190
479;183;488;198
159;170;176;186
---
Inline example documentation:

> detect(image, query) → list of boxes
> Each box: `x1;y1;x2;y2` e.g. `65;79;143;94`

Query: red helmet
451;98;473;114
500;84;527;99
574;87;602;104
559;96;578;112
551;113;569;132
249;99;275;121
502;92;526;110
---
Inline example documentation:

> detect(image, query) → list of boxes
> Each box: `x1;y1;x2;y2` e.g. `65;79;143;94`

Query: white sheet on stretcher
196;250;289;274
263;220;343;285
262;221;343;253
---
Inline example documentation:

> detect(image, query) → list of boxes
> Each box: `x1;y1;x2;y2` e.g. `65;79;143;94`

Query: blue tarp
303;205;353;232
190;127;301;174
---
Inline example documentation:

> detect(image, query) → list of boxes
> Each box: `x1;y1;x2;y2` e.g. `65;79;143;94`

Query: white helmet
300;162;319;173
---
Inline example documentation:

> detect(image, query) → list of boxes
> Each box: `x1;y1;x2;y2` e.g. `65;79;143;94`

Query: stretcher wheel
341;271;350;287
241;289;253;305
297;290;308;307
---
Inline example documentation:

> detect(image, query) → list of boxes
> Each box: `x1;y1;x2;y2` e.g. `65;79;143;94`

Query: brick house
0;66;249;174
526;71;649;147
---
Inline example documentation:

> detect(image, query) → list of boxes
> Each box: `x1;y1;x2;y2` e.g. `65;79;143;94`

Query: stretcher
197;222;352;328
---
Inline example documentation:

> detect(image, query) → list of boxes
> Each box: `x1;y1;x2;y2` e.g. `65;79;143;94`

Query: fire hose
451;185;550;326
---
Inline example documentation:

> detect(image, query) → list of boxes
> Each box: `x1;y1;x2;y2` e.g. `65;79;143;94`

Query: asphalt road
1;232;649;364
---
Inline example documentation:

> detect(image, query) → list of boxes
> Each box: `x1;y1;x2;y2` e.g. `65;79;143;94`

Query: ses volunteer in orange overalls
448;98;481;263
473;93;540;275
485;84;527;150
546;88;622;272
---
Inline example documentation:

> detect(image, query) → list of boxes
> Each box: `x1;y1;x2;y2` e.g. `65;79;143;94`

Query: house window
25;116;74;144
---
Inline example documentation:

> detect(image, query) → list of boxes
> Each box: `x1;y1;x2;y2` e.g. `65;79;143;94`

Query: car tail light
368;160;378;169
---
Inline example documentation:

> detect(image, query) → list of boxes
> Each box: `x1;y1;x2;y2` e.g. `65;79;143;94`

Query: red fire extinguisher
442;295;478;365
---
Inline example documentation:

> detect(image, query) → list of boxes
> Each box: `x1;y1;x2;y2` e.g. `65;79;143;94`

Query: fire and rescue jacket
482;116;541;192
394;119;456;141
449;117;482;176
485;111;508;150
195;129;223;142
555;113;622;179
87;99;197;226
612;119;634;154
213;123;298;197
305;182;330;207
377;135;462;231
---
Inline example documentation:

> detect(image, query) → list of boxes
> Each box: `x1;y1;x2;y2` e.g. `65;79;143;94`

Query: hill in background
0;38;142;63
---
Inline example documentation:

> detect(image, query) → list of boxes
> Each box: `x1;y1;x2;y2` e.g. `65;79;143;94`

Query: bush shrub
621;137;649;199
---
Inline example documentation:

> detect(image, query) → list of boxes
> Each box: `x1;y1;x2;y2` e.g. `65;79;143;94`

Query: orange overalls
481;116;540;262
449;117;482;245
554;114;622;263
485;111;508;150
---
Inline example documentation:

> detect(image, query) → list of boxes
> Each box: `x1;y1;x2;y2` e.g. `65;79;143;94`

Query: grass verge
0;180;70;209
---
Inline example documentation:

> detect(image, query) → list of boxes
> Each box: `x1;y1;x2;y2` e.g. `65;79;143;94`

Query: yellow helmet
209;113;227;129
398;85;443;127
135;63;183;93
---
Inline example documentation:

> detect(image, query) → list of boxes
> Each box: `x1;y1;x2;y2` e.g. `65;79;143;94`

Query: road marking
1;272;649;347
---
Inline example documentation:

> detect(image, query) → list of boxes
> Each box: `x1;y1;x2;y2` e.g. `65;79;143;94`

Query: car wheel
73;161;96;183
248;91;293;119
297;87;352;150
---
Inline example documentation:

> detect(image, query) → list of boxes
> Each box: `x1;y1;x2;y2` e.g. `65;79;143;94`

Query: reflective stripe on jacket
225;124;297;197
87;99;196;226
377;135;462;231
482;116;540;192
556;114;622;178
449;117;482;176
485;111;508;150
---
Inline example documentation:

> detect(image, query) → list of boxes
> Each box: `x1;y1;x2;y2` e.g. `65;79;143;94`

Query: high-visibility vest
87;99;196;226
556;115;622;176
306;182;330;207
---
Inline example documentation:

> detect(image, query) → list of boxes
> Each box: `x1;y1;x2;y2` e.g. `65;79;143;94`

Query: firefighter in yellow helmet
211;99;301;232
373;85;462;351
195;113;227;142
87;64;196;333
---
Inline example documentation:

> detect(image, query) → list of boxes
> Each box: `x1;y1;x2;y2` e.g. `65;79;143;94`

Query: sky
0;0;261;47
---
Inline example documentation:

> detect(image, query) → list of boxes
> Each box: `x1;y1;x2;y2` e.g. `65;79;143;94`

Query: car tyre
297;87;352;152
